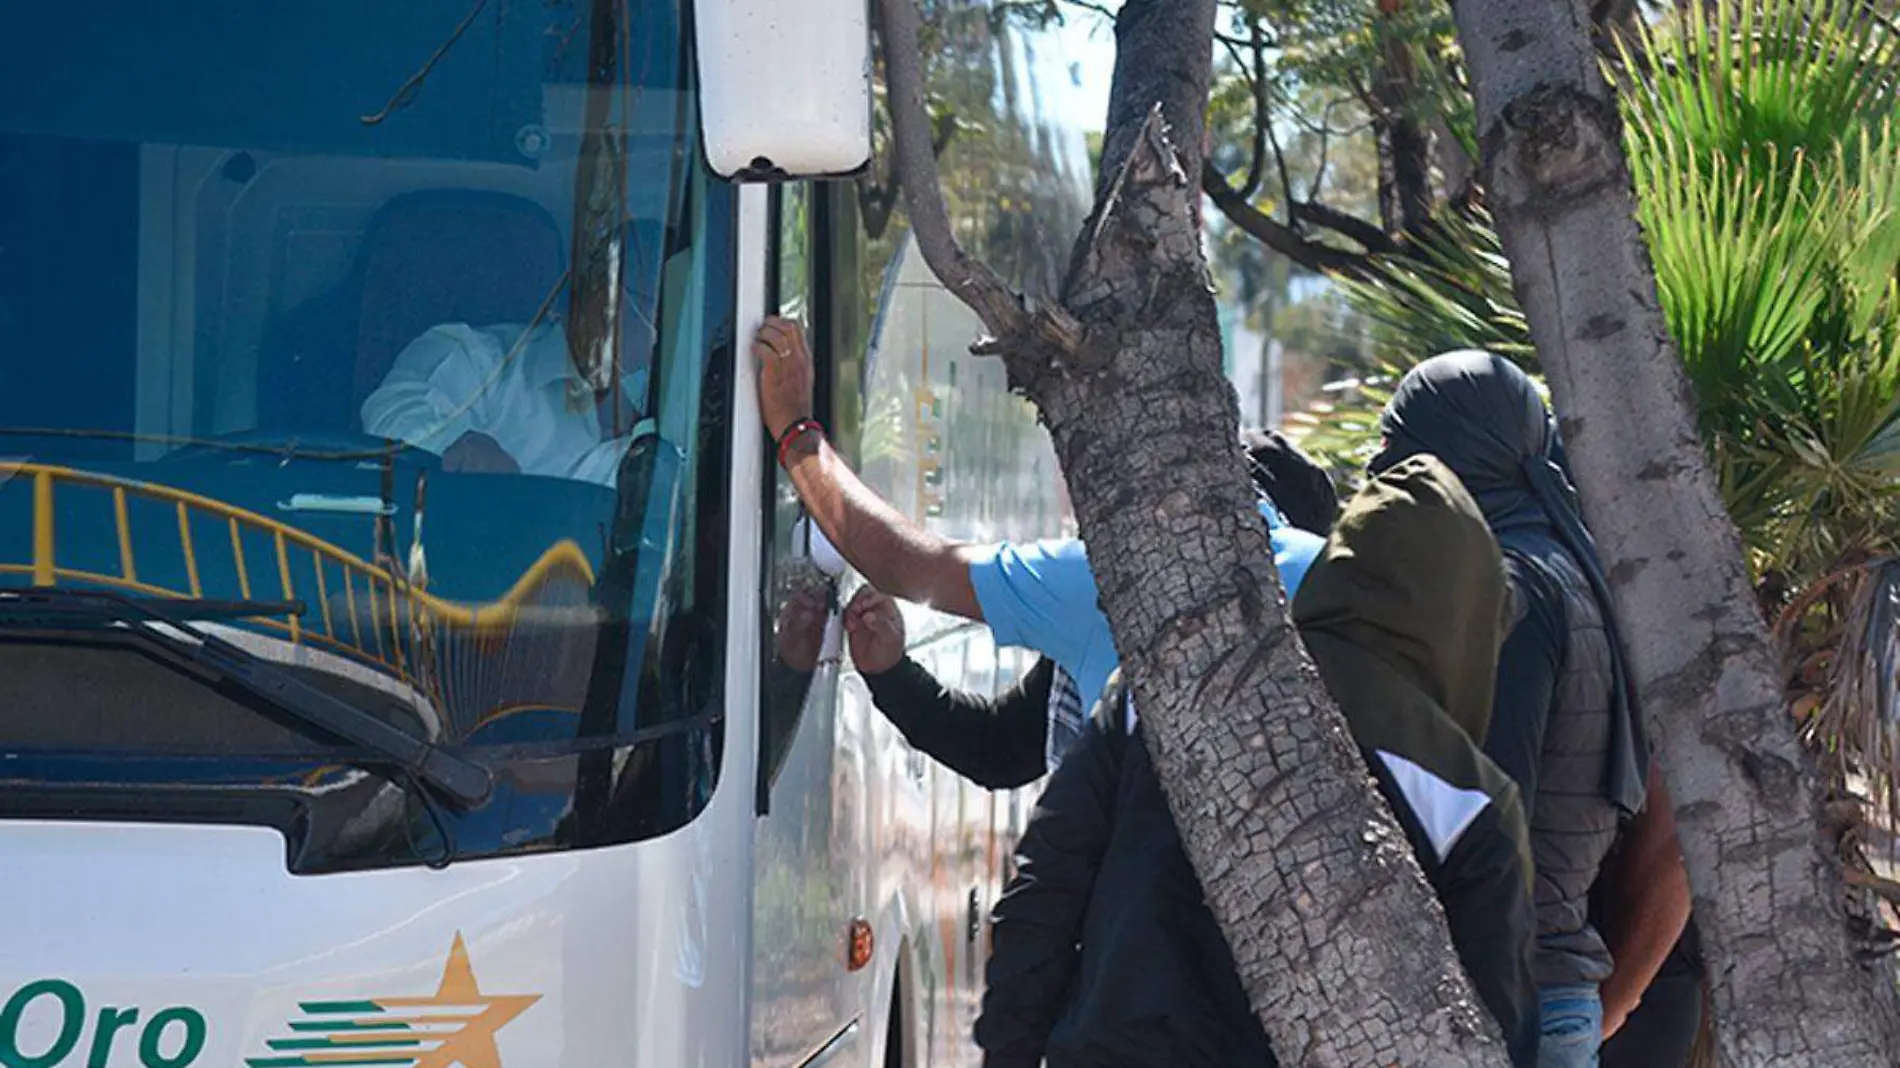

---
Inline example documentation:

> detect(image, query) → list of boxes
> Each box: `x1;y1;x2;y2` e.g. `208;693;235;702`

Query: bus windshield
0;0;732;864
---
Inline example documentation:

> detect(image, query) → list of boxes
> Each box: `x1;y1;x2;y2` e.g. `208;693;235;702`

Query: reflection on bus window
0;0;733;866
758;182;827;809
359;219;668;487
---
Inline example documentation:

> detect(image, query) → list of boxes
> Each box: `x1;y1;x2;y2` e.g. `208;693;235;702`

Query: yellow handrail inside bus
0;461;599;687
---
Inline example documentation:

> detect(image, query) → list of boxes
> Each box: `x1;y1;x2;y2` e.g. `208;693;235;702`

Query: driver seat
350;191;568;419
255;191;566;437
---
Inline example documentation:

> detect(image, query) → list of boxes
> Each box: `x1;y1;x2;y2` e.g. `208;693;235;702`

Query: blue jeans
1538;984;1603;1068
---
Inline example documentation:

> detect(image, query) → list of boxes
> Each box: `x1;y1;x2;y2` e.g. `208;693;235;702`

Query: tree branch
1201;162;1374;276
856;108;961;241
1371;2;1433;237
1254;23;1289;209
1344;70;1388;123
1215;31;1267;201
1291;96;1375;139
1307;103;1334;203
1263;116;1299;228
1211;18;1293;222
1292;201;1399;255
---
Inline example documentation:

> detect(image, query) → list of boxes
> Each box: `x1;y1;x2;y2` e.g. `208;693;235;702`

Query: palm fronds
1333;208;1532;366
1283;209;1530;487
1802;560;1900;825
1316;0;1900;889
1325;0;1900;590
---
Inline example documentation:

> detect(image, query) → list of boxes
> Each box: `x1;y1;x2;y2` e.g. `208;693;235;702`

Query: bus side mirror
694;0;872;181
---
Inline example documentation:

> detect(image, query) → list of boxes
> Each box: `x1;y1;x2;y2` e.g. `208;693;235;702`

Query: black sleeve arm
863;655;1054;790
1436;794;1542;1068
1485;555;1565;818
975;713;1120;1068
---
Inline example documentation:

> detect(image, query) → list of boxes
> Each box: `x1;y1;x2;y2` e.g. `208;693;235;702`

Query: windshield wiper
0;588;492;809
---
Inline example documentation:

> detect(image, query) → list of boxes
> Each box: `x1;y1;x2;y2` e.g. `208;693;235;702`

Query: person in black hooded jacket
975;454;1541;1068
1373;352;1692;1066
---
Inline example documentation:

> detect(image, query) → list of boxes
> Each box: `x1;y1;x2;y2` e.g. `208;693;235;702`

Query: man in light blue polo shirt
966;499;1320;711
754;316;1327;720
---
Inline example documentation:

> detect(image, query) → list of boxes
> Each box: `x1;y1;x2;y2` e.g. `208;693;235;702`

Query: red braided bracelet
776;417;824;469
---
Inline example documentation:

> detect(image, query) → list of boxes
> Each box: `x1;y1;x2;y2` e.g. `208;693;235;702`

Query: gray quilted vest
1511;539;1619;988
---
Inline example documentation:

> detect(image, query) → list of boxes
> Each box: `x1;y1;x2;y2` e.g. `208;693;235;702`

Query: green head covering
1293;454;1506;744
1294;456;1533;892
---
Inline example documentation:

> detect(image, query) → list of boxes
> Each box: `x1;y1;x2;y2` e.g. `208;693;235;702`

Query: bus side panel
847;239;1043;1068
745;3;1098;1065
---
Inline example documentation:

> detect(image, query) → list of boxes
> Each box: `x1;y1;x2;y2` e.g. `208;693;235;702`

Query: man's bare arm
756;316;985;620
1597;760;1693;1038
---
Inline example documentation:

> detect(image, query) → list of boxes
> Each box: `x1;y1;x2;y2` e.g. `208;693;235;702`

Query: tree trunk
1449;1;1900;1064
1373;0;1435;238
878;0;1511;1063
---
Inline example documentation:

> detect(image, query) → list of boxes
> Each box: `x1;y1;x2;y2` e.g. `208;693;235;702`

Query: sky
1052;9;1116;135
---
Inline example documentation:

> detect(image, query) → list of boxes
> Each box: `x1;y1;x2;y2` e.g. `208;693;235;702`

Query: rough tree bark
1449;1;1900;1064
880;0;1510;1063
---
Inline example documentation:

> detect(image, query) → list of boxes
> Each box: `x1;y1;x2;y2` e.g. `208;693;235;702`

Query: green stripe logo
245;935;540;1068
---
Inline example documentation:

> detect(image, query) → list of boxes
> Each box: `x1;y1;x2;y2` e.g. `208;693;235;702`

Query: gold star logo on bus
246;933;542;1067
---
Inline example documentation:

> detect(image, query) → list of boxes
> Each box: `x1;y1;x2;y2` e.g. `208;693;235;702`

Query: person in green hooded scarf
975;454;1539;1068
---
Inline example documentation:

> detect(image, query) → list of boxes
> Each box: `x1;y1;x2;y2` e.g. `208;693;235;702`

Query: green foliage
1320;0;1900;592
1285;207;1533;484
1335;207;1530;363
1620;0;1900;580
1234;0;1465;141
1283;370;1392;481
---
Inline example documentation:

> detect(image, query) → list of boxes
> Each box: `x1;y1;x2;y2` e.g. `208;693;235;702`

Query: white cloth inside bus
361;319;653;486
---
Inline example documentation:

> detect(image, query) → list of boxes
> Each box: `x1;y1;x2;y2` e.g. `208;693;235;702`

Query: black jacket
975;695;1541;1068
864;655;1054;790
976;701;1273;1068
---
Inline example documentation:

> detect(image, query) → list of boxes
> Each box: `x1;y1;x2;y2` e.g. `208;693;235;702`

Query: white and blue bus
0;1;1094;1066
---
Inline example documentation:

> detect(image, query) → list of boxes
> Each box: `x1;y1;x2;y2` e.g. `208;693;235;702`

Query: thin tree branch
1371;1;1432;237
1307;103;1334;203
1214;24;1276;205
1216;33;1255;89
880;0;1081;353
1202;161;1373;276
362;0;490;125
1264;111;1295;222
1198;61;1394;268
1291;97;1374;139
1292;201;1398;255
857;109;961;241
1253;23;1286;207
1344;70;1389;122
